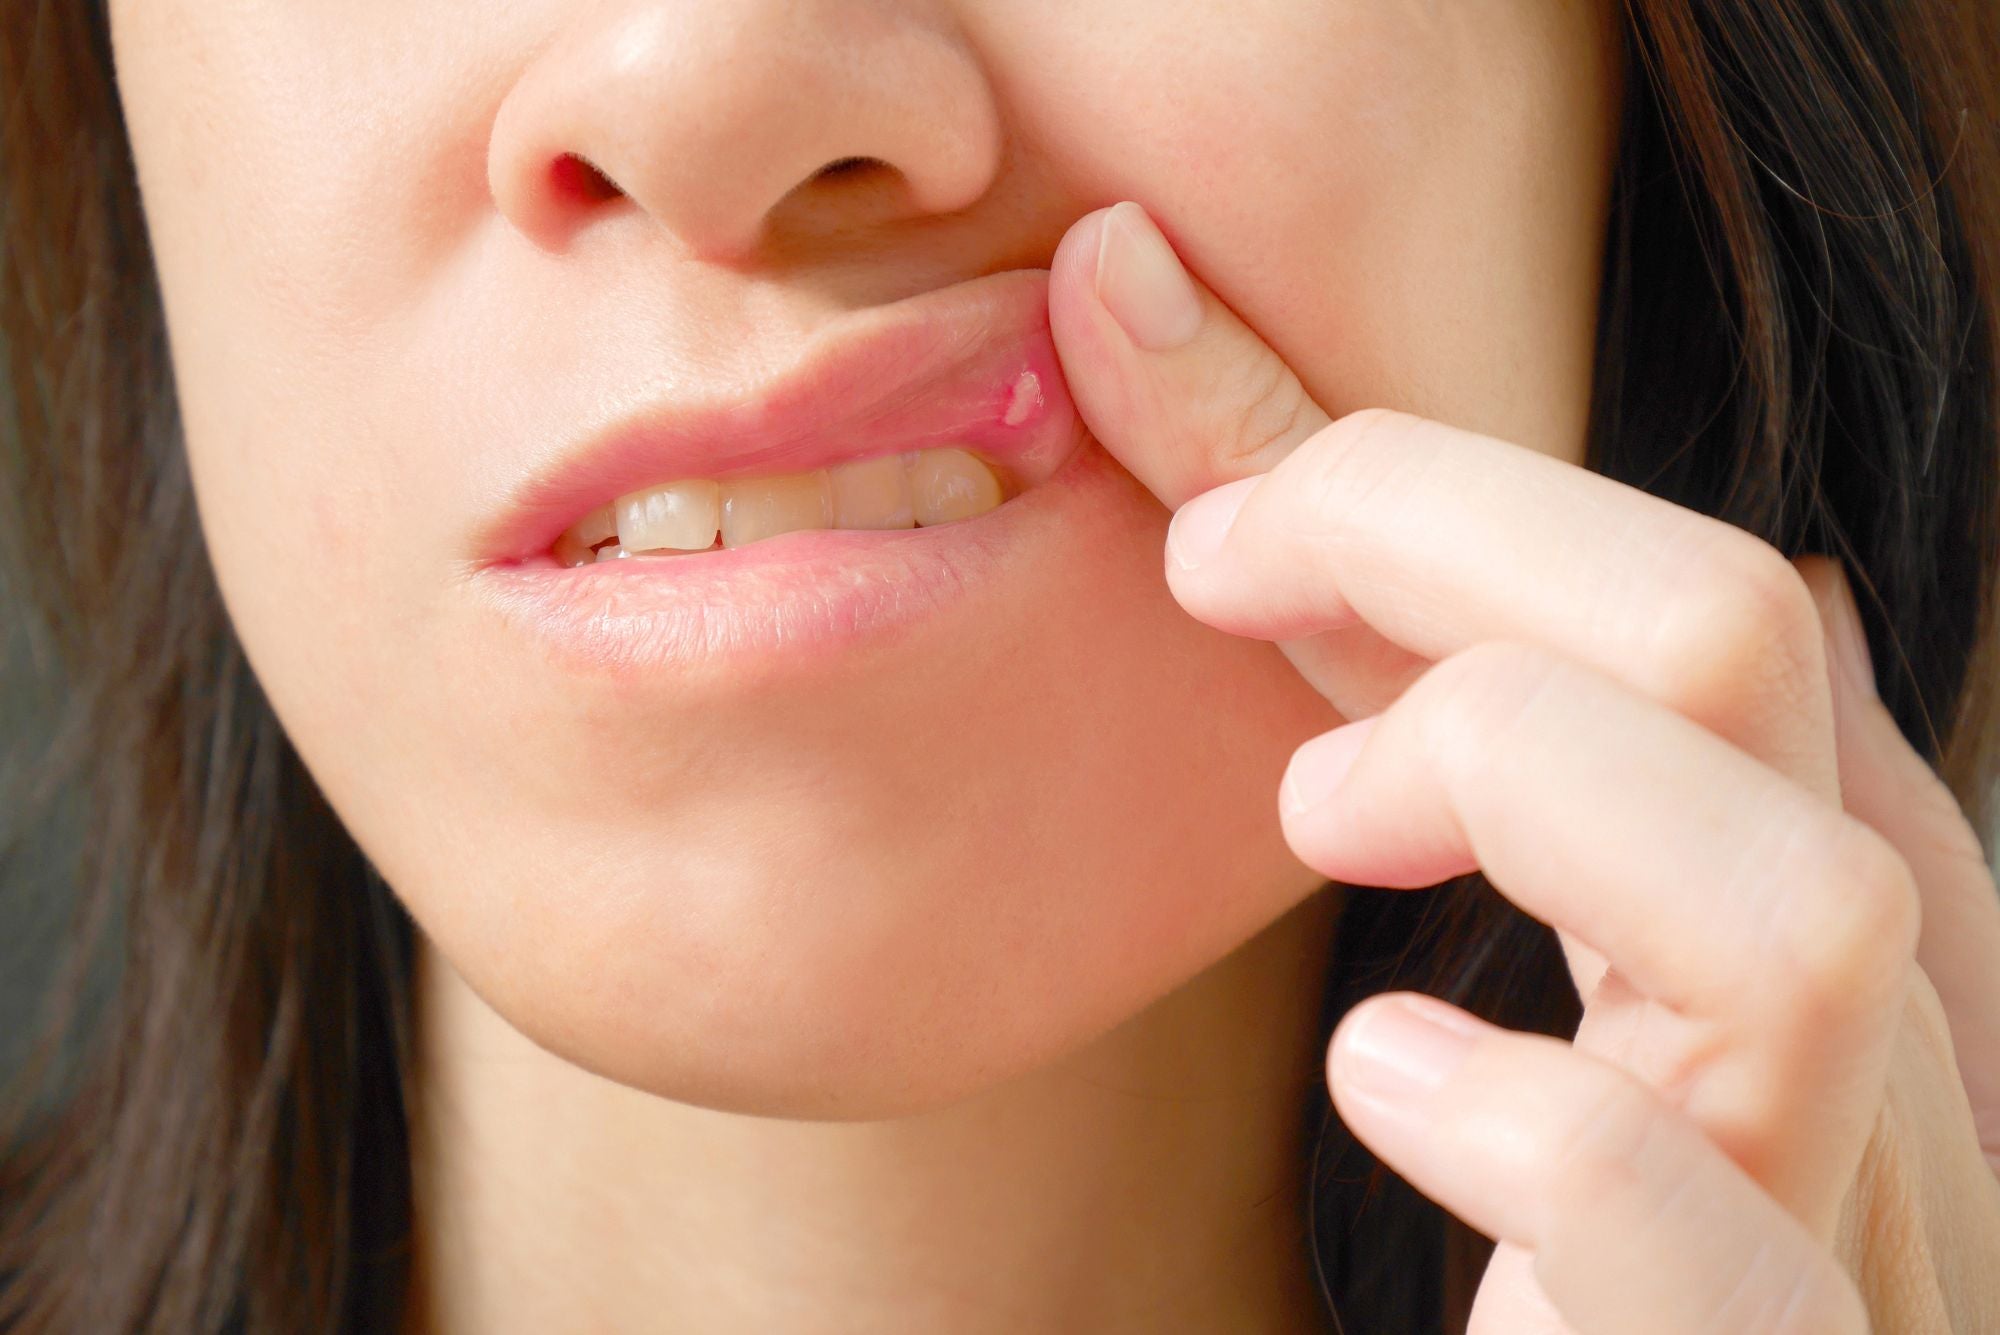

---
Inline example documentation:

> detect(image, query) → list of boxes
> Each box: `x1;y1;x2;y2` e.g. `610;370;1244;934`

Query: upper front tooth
909;447;1003;525
828;454;916;529
579;446;1006;561
720;470;831;548
615;479;721;552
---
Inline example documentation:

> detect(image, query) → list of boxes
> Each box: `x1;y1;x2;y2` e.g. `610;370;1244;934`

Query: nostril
550;152;622;204
816;155;887;181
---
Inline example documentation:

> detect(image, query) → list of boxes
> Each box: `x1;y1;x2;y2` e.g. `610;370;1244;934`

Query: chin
400;786;1326;1121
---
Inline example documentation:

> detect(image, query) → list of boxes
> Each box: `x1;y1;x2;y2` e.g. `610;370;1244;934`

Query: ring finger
1288;638;1919;1223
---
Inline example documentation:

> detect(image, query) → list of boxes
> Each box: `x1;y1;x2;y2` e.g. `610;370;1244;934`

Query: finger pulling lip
472;268;1084;568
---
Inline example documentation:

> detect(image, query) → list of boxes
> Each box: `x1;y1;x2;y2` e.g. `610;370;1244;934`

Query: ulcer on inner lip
553;446;1005;566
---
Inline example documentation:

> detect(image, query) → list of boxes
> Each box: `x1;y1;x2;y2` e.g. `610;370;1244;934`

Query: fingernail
1333;993;1482;1103
1830;566;1878;698
1280;715;1378;817
1094;201;1203;351
1166;476;1258;570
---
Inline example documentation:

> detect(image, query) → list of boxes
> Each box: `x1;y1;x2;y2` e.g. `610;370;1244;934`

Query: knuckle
1283;408;1436;546
1323;405;1416;461
1409;640;1568;778
1208;351;1320;468
1748;1255;1869;1335
1767;815;1921;1019
1901;970;1960;1076
1542;1070;1669;1224
1904;769;1994;880
1648;528;1825;724
1537;1067;1870;1335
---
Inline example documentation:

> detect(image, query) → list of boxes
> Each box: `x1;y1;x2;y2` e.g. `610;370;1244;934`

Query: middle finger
1164;407;1842;804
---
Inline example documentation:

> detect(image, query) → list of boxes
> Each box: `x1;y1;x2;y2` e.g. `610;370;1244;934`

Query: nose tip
486;5;1004;262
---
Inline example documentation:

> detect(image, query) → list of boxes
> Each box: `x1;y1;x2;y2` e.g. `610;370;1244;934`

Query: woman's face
108;0;1619;1116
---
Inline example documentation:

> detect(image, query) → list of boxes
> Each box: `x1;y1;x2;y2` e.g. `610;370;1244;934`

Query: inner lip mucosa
553;443;1015;567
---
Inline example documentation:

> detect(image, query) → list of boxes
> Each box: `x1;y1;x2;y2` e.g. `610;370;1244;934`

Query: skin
100;0;2000;1329
1053;204;2000;1327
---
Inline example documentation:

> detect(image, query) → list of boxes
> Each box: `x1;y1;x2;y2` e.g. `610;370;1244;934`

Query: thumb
1048;201;1332;509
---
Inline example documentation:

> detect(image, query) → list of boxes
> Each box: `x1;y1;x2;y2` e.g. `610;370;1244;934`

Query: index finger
1049;201;1333;508
1050;201;1839;806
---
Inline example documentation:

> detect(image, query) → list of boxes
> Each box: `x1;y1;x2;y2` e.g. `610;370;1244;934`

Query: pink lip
464;266;1106;683
473;267;1084;566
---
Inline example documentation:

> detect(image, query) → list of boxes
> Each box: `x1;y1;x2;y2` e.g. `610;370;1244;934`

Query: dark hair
4;2;1997;1331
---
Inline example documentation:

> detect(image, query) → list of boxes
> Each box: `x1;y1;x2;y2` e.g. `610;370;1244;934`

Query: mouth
466;267;1103;680
474;267;1084;570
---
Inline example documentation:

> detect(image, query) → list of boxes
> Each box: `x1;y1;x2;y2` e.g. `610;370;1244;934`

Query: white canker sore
1001;370;1042;427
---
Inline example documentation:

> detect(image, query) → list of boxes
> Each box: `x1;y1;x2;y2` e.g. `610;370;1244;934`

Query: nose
487;2;1004;261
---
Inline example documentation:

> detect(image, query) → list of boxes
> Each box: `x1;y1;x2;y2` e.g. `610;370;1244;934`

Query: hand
1048;201;2000;1332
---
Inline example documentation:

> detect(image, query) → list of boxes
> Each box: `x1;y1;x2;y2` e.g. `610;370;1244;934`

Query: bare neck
402;886;1345;1334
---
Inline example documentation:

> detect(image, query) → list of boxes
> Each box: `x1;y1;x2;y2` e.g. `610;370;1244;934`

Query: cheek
326;453;1340;1118
112;0;514;754
102;0;1606;1117
113;0;1345;1113
115;0;510;340
994;0;1617;456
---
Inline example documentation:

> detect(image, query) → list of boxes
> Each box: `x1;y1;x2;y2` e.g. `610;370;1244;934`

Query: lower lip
468;426;1122;684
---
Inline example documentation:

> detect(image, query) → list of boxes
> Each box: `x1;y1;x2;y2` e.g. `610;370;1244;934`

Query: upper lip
472;268;1081;566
